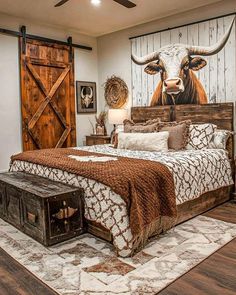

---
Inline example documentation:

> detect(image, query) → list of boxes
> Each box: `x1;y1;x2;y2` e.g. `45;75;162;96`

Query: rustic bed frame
87;102;235;242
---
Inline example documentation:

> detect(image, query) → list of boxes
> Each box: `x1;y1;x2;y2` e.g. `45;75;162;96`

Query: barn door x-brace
20;29;76;151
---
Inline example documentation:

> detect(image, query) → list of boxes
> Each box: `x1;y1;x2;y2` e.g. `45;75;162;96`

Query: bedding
10;145;233;257
11;148;176;240
117;131;169;152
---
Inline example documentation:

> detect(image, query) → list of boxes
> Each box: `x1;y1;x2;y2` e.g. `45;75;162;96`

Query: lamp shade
108;109;128;125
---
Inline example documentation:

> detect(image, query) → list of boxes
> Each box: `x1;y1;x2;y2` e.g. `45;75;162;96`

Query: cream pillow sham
208;129;233;150
117;131;169;152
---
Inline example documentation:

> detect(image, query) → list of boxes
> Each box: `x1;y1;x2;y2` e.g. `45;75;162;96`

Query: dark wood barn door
20;38;76;151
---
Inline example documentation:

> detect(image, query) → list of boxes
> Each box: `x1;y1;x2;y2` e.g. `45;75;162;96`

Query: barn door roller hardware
0;25;92;51
21;26;26;54
67;36;73;62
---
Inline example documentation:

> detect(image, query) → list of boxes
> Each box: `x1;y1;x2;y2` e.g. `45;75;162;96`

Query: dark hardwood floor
0;248;58;295
0;201;236;295
159;200;236;295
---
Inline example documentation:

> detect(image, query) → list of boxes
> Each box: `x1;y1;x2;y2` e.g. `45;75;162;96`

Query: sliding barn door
20;38;76;151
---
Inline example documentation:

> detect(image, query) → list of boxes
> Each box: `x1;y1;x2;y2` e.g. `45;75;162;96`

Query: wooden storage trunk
0;172;84;246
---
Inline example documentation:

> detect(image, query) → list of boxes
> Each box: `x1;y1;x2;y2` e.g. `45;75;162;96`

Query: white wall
0;13;98;171
0;34;21;172
97;0;236;114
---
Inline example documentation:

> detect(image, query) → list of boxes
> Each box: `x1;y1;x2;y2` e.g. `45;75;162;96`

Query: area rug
1;216;236;295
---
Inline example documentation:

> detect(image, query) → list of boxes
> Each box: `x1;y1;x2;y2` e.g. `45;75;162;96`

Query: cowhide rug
1;216;236;295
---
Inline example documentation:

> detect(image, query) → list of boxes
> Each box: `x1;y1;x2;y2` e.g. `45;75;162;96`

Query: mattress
10;145;233;257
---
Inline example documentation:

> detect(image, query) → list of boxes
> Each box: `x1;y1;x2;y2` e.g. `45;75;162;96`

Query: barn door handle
52;207;78;220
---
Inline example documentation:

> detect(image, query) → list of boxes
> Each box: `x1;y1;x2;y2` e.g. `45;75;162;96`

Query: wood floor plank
203;201;236;223
0;248;58;295
158;238;236;295
158;201;236;295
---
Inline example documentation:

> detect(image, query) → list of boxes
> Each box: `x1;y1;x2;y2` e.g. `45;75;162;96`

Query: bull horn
81;87;85;99
188;17;235;56
131;51;160;65
88;87;93;99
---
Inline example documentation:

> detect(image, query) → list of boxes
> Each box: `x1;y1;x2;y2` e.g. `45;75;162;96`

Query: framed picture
76;81;97;113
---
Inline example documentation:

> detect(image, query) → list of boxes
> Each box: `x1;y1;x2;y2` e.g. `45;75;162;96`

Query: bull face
131;18;235;100
143;45;207;95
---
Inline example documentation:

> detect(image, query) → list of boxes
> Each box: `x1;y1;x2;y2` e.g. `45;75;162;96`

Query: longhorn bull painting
76;81;97;113
131;17;235;106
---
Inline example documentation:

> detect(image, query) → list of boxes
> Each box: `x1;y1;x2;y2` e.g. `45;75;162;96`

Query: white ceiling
0;0;222;37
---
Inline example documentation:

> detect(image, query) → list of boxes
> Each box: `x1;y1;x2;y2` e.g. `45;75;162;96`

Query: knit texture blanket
11;148;177;241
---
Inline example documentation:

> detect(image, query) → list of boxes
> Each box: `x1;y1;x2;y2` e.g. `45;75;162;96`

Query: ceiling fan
55;0;136;8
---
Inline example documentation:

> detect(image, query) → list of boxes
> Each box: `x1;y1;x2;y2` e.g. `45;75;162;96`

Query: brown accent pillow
124;118;161;133
157;120;191;150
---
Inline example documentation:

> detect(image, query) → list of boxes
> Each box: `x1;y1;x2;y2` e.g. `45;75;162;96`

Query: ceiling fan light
91;0;101;6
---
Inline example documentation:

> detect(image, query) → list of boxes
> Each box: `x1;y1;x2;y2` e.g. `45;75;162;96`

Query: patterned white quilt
10;145;233;257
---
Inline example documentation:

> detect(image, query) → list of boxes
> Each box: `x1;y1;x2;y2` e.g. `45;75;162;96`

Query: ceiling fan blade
55;0;70;7
113;0;136;8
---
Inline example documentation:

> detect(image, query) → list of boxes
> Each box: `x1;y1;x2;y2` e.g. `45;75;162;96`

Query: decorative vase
96;125;105;135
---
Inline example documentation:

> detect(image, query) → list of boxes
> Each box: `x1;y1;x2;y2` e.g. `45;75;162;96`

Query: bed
10;103;235;257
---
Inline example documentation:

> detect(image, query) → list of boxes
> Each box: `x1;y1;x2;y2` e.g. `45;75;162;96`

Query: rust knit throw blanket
11;148;177;239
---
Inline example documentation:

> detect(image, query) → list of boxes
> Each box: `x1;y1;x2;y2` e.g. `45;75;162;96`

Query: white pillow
117;131;169;152
186;123;217;150
208;129;232;150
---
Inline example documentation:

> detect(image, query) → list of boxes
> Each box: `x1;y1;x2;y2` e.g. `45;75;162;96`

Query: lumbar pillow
156;120;191;151
117;131;169;152
123;118;160;133
186;123;217;150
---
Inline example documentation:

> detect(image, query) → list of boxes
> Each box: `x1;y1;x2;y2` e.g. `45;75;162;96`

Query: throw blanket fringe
131;216;176;256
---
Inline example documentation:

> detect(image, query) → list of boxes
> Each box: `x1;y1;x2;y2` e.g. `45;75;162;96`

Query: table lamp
108;109;128;141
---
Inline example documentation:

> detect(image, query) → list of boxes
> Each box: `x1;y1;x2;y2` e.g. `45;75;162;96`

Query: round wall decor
104;76;129;108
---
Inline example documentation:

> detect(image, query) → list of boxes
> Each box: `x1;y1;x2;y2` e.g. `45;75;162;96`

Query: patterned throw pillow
208;129;233;150
156;120;191;150
123;118;161;133
186;123;217;150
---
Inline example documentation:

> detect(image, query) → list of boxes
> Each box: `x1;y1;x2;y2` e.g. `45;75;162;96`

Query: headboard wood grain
131;103;234;160
131;103;234;130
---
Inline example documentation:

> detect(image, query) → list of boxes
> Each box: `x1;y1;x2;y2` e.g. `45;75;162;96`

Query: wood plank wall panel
131;105;172;123
131;15;236;106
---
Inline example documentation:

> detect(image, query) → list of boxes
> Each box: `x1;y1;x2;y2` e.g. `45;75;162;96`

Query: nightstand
86;135;111;146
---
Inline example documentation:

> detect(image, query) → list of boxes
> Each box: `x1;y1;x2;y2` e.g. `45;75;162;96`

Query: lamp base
110;124;116;144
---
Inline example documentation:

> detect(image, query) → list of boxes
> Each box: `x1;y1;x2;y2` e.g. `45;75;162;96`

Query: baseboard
0;170;8;173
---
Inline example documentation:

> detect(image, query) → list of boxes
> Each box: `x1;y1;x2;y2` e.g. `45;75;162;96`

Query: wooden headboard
131;103;234;159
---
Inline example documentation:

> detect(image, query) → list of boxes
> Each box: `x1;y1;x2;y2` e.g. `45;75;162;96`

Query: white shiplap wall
131;15;236;106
